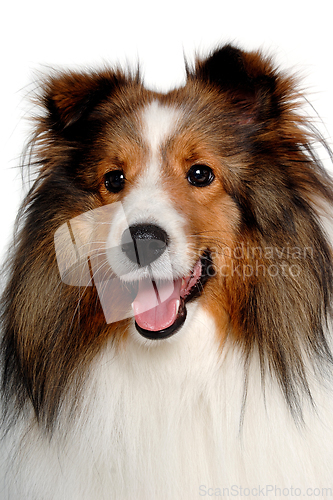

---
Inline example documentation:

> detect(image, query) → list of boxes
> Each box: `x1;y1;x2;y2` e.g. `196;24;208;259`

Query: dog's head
2;44;333;427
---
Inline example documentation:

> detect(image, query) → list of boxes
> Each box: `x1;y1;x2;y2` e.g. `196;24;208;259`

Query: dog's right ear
41;69;129;135
191;44;253;91
189;44;281;123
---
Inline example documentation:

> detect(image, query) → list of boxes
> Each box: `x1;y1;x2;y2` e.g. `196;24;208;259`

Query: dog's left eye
104;170;126;193
186;165;215;187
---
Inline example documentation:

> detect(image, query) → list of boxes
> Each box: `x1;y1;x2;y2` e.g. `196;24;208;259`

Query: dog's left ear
189;44;280;122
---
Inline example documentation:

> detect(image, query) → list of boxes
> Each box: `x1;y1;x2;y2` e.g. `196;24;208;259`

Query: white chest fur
2;307;333;499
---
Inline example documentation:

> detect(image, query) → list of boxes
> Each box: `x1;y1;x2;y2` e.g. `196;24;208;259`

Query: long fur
1;44;333;499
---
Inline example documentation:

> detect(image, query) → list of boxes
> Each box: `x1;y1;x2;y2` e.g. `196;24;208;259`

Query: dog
1;44;333;499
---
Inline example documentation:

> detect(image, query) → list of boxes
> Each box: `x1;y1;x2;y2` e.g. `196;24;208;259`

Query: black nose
121;224;169;267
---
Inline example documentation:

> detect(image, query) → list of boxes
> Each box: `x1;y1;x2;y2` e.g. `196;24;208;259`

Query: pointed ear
189;44;280;122
41;69;128;134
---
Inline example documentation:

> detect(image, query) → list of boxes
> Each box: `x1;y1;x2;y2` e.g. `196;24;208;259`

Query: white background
1;0;332;264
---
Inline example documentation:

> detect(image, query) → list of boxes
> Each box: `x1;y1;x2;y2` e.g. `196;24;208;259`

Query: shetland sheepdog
1;44;333;499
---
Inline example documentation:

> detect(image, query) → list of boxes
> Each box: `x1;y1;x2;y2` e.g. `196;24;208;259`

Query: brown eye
186;165;215;187
104;170;125;193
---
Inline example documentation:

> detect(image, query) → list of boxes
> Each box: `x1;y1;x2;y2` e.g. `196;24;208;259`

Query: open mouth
132;251;212;340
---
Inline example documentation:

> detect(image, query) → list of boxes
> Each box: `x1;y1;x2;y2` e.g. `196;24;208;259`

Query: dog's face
54;85;240;343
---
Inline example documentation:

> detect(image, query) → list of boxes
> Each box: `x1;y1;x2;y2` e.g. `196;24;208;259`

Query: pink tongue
132;278;182;331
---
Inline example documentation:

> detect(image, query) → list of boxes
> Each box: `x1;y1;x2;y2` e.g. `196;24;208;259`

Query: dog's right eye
104;170;126;193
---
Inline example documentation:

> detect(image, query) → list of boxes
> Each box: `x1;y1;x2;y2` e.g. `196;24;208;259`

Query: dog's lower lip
134;251;212;339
